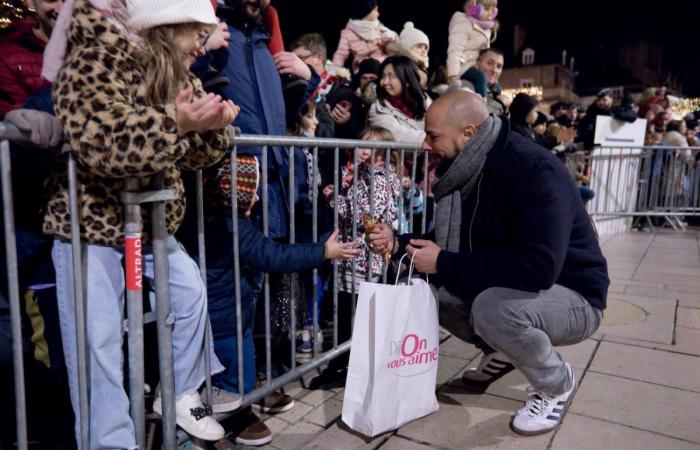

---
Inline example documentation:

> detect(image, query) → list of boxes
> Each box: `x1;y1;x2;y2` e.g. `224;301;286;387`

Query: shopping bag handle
395;251;429;285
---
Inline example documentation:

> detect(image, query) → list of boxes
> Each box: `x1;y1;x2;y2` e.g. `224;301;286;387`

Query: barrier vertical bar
383;147;391;284
230;146;245;398
1;139;27;450
333;147;339;348
398;149;405;239
422;150;429;234
350;147;358;326
369;148;375;283
124;177;145;449
288;146;297;368
311;147;319;360
67;152;90;450
195;170;212;406
262;146;272;384
409;151;418;233
151;172;177;449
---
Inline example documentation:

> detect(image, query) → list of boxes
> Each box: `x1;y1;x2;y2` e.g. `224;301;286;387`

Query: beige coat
446;12;492;79
367;97;432;144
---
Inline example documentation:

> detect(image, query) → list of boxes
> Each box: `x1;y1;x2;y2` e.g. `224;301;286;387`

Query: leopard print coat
43;0;228;247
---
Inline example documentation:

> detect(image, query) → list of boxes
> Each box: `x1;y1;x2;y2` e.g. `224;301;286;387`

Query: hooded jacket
43;0;228;246
446;12;492;79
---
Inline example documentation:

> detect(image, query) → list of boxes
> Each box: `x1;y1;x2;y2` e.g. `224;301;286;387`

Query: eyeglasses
196;31;212;51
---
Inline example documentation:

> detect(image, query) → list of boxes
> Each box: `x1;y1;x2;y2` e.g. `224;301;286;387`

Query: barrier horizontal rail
564;146;700;233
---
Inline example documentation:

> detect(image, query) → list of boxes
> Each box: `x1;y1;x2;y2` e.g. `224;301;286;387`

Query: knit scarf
347;19;396;42
387;95;416;119
467;15;496;31
432;114;501;253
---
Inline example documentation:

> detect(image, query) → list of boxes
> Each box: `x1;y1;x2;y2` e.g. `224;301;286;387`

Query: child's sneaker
298;328;313;354
201;386;242;413
153;390;225;441
510;363;575;436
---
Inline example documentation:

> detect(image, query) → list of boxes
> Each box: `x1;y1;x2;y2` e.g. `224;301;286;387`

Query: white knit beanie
127;0;218;32
399;22;429;52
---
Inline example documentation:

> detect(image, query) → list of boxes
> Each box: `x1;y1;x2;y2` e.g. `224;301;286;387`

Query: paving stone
271;421;324;450
299;389;335;407
263;416;292;435
622;285;699;308
570;372;700;443
556;339;599;370
397;389;550;449
552;413;700;450
632;271;700;289
597;293;676;344
602;327;700;357
589;341;700;392
378;436;438;450
304;397;344;427
438;336;482;359
436;354;470;386
302;422;391;450
677;307;700;329
273;401;314;425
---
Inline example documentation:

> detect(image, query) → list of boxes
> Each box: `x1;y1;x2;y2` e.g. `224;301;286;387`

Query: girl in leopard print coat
44;0;239;446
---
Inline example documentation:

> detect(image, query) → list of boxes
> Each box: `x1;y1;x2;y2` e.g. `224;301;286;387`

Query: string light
0;0;32;29
502;86;544;101
670;98;700;120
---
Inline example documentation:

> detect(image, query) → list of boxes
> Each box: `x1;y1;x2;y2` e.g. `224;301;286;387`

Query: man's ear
463;123;477;139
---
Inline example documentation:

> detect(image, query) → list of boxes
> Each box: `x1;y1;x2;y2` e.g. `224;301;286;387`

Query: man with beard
195;0;315;446
369;91;608;436
0;0;62;117
459;48;509;116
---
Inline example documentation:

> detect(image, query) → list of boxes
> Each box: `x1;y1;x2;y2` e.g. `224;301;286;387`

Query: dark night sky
274;0;700;96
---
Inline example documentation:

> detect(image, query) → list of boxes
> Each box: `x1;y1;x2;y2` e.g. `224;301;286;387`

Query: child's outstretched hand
324;229;362;260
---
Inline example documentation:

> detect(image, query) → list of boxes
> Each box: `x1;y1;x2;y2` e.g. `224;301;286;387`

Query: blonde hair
360;126;401;175
138;22;212;106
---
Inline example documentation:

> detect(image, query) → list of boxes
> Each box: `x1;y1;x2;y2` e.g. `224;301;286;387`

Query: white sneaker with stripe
461;351;515;392
510;363;575;436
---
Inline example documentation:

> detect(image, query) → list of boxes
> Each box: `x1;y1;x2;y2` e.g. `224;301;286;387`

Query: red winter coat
0;17;50;118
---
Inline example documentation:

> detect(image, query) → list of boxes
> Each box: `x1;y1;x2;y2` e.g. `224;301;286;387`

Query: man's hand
5;109;63;148
405;239;440;274
273;52;312;80
205;21;231;52
329;103;351;124
367;222;394;255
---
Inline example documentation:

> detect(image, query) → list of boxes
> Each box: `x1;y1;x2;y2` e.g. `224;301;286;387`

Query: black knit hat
357;58;381;77
534;111;548;127
510;93;539;125
350;0;378;19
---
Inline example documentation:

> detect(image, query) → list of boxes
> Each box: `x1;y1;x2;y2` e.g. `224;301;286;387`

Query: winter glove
5;109;63;148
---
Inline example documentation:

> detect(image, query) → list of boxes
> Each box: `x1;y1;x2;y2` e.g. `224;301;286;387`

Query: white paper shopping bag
341;253;439;437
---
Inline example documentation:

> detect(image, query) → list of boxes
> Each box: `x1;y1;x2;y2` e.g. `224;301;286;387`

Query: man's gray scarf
431;115;501;305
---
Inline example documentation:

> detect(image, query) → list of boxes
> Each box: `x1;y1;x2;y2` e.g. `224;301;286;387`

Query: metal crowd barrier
0;121;428;449
564;146;700;232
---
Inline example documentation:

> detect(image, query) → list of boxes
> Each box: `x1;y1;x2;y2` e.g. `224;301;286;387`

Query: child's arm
239;219;360;273
446;12;472;81
332;28;351;68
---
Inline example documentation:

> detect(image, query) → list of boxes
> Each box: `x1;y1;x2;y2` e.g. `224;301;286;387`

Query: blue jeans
53;237;223;450
213;331;257;394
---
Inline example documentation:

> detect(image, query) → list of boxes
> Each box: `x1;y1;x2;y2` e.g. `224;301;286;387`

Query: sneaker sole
509;417;560;436
253;399;295;414
210;398;243;414
235;434;273;446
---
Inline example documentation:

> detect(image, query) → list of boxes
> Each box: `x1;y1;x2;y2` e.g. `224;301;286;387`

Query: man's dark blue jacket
400;117;609;310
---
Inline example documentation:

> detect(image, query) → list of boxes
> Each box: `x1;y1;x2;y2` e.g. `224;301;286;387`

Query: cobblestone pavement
223;230;700;450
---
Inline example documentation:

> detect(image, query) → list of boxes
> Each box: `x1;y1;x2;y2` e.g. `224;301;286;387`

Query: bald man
369;91;609;436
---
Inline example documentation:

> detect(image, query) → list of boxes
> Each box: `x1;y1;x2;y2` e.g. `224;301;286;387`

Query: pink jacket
332;22;397;74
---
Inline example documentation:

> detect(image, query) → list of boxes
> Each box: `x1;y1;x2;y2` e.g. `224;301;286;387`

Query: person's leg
579;186;595;205
142;237;224;397
52;239;137;450
471;285;602;396
213;331;256;395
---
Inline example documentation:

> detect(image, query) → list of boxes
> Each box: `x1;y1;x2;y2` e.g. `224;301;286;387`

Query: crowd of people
0;0;696;448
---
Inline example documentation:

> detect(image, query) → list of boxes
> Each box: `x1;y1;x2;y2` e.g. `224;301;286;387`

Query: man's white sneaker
461;351;515;393
153;390;225;441
201;386;243;413
510;363;575;436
